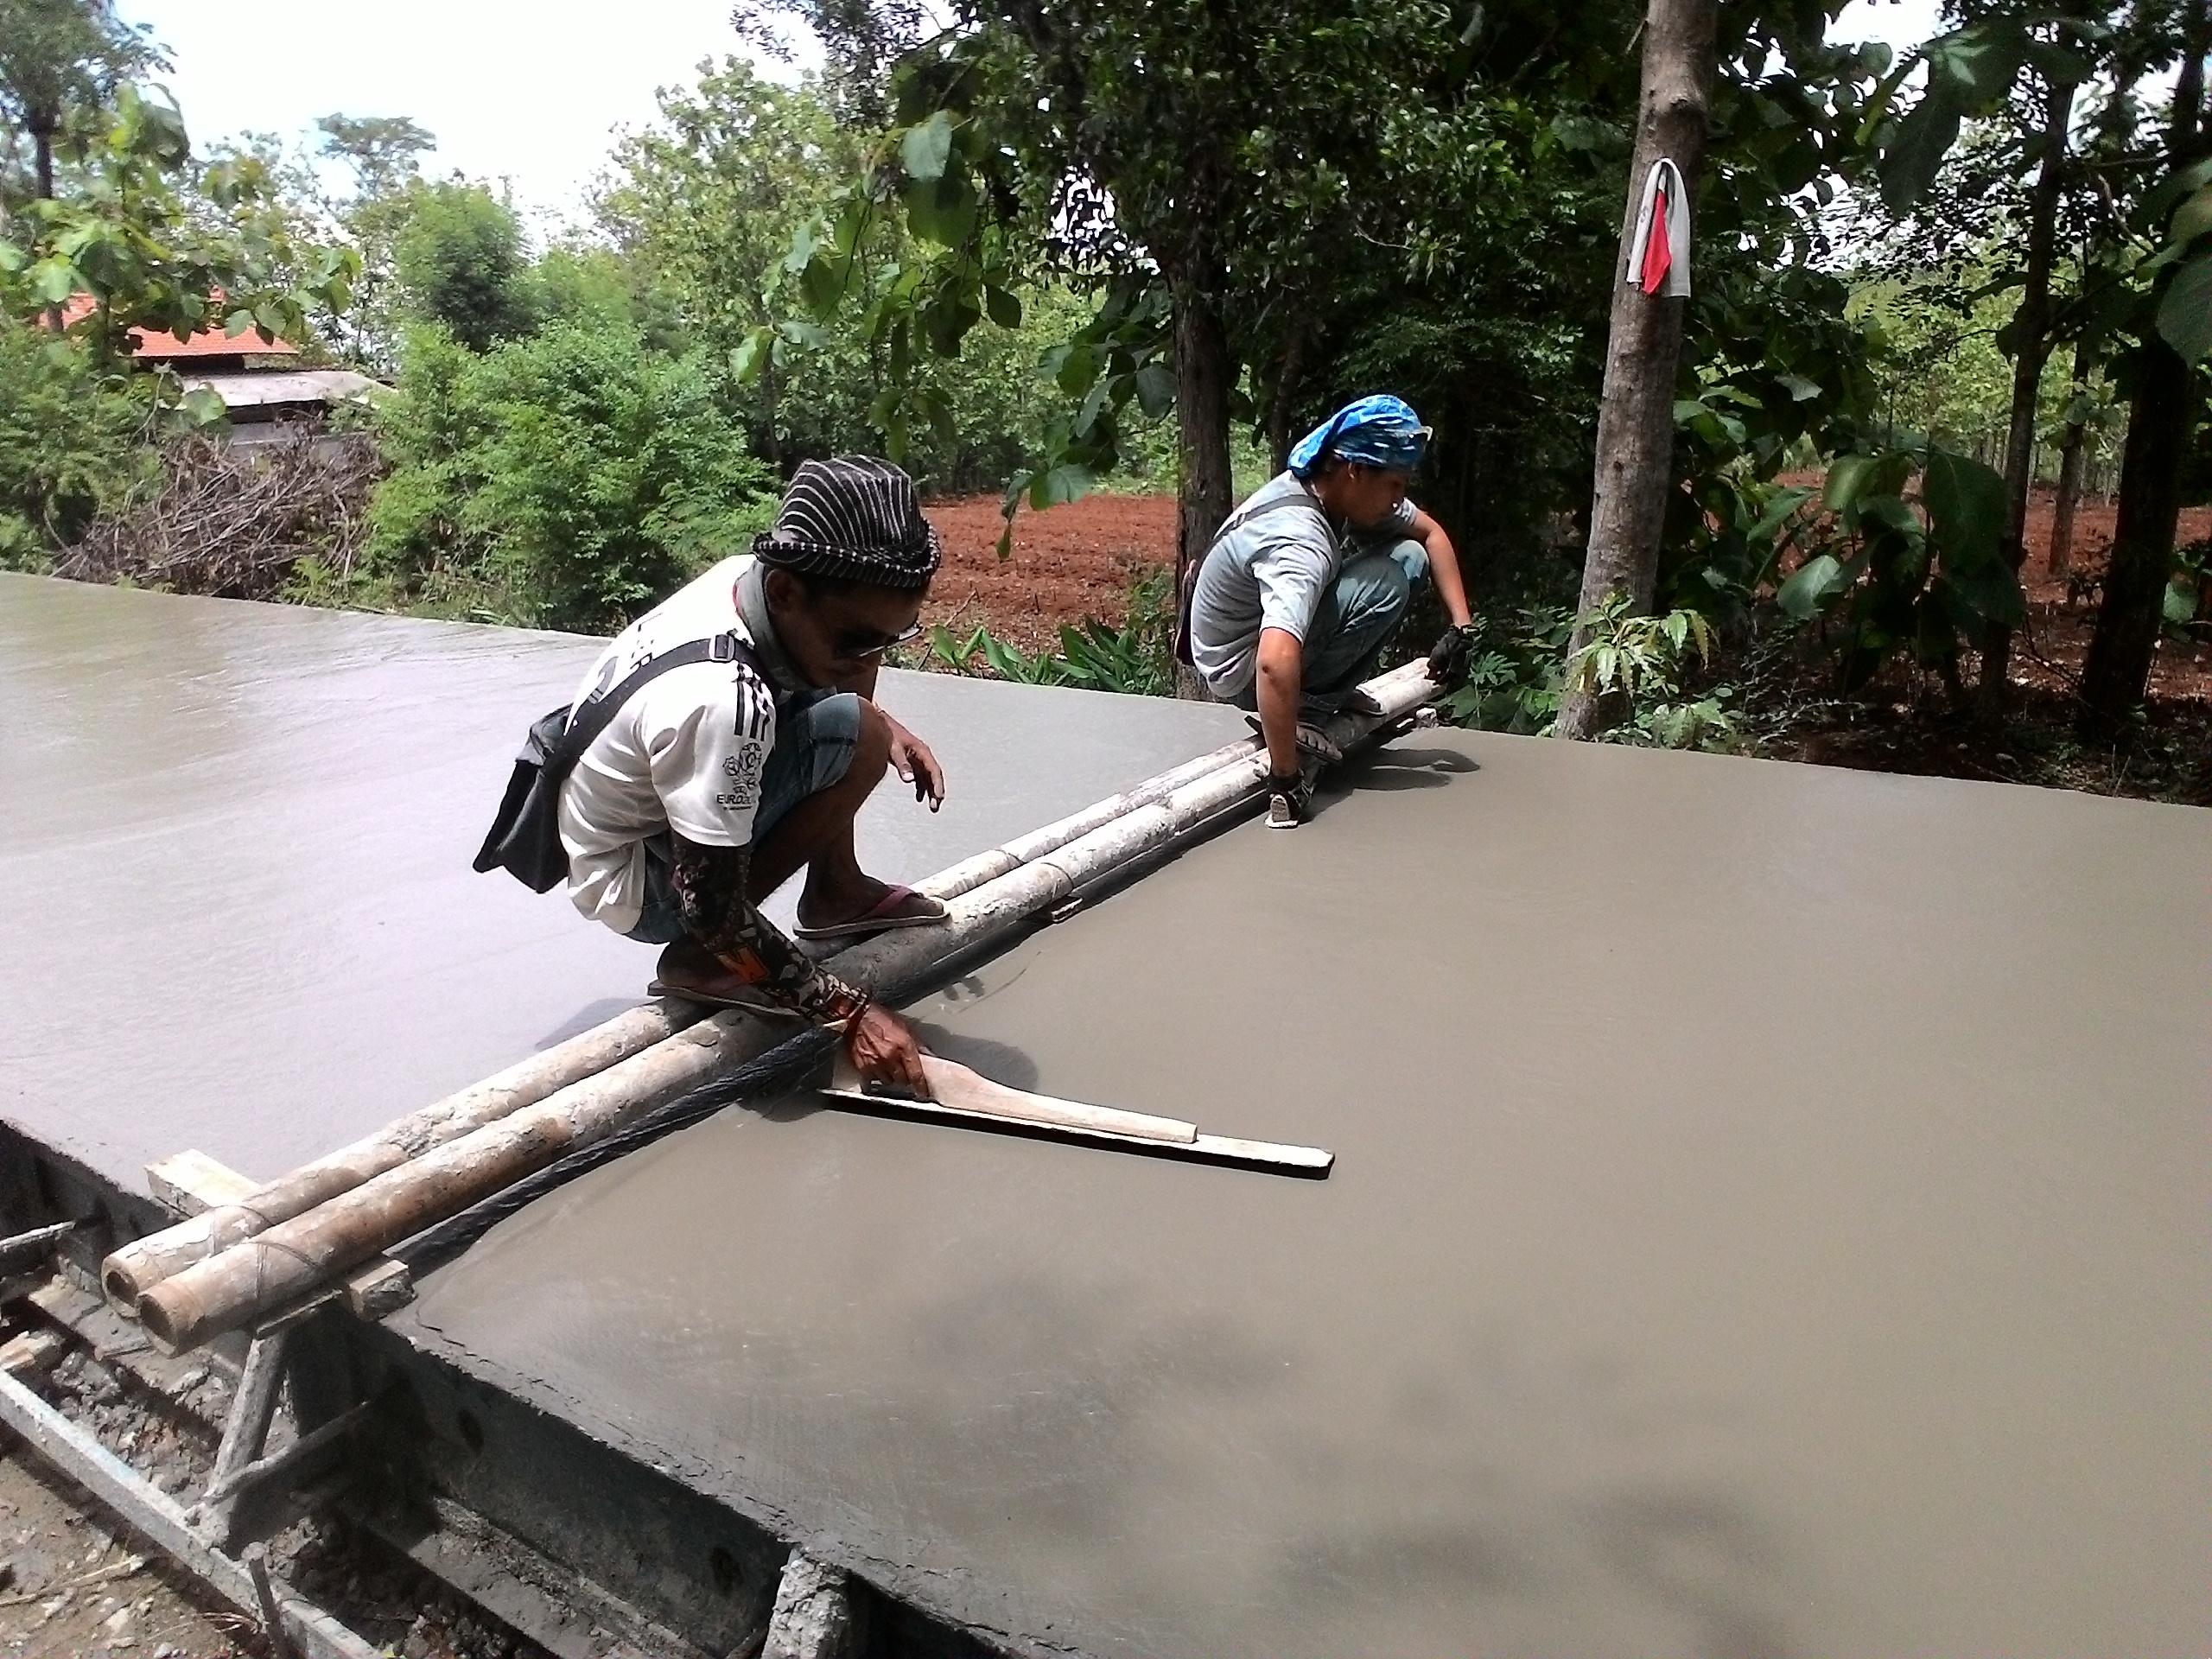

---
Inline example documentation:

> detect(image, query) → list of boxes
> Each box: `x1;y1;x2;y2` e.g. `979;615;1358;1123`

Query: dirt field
919;493;1176;652
920;485;2212;702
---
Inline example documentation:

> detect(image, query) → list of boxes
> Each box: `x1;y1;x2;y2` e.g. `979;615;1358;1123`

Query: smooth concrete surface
0;574;1245;1187
397;733;2211;1658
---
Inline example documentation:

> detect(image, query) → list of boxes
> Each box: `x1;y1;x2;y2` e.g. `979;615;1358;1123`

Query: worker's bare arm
1407;505;1473;628
832;661;946;810
1255;627;1305;777
669;836;930;1093
668;835;868;1026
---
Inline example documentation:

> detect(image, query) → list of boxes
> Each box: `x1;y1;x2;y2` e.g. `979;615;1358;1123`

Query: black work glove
1427;622;1478;689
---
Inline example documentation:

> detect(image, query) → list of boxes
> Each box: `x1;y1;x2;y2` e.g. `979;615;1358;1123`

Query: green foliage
1439;604;1573;734
0;0;162;200
0;83;356;364
1558;594;1743;751
1769;440;2021;692
921;569;1178;696
365;321;778;631
391;180;539;352
0;313;148;563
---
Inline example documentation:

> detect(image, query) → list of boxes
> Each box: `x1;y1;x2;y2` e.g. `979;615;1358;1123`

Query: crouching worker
1183;395;1477;829
561;456;950;1091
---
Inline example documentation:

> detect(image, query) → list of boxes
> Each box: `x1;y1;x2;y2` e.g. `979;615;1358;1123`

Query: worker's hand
1427;622;1478;689
884;715;945;812
845;1003;930;1096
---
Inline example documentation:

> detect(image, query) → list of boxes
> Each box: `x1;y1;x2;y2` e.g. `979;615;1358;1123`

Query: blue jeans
1236;537;1428;715
624;689;863;944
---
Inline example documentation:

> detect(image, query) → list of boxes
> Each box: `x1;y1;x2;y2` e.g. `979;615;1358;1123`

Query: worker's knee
850;696;893;782
1383;536;1429;588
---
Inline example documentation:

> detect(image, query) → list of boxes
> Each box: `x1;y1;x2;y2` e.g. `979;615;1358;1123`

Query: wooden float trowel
819;1053;1334;1176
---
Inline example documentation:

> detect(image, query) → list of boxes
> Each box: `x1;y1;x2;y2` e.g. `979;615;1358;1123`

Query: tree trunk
1554;0;1718;741
2076;0;2206;735
1264;332;1306;476
1978;73;2076;712
2077;343;2196;734
34;127;55;200
1173;284;1235;699
2046;340;2095;581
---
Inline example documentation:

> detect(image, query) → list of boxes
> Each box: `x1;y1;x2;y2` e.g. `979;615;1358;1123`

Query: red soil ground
921;485;2212;702
919;493;1176;653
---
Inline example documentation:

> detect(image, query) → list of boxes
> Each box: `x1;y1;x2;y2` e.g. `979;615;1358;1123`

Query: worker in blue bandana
1179;394;1476;828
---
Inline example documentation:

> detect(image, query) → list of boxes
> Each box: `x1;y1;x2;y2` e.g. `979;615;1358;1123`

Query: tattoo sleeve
668;833;868;1027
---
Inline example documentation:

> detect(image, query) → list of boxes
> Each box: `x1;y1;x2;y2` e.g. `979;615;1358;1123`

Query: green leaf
798;254;845;319
1029;463;1094;511
1778;552;1846;620
899;111;955;183
1879;99;1965;214
1777;372;1821;403
2171;185;2212;250
1133;362;1175;421
731;327;772;385
179;386;227;426
984;284;1021;328
903;169;976;247
29;258;79;304
1921;445;2006;570
1821;454;1878;515
2156;251;2212;361
2163;579;2196;626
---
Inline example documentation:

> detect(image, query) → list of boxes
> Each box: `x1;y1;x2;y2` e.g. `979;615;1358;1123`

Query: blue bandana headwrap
1288;394;1431;479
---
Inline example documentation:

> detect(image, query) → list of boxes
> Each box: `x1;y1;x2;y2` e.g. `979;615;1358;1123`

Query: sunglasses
829;619;925;661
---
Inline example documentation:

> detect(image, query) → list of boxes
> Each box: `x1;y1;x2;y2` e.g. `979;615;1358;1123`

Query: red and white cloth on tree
1625;157;1692;297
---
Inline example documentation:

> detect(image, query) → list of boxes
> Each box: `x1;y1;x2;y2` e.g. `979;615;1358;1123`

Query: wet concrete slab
0;574;1244;1187
396;733;2211;1658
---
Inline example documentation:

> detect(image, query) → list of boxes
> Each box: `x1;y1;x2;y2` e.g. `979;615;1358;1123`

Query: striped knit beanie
751;456;942;590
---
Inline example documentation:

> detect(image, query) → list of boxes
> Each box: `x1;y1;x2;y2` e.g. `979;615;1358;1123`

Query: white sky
121;0;1947;226
118;0;799;222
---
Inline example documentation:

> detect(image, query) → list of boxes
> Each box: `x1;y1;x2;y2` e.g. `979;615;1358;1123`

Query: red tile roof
55;293;296;359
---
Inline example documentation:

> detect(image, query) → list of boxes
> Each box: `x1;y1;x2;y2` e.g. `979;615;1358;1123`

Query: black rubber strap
550;631;756;785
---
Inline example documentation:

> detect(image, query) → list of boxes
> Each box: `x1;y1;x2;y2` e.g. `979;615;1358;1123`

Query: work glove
1263;768;1313;831
1427;622;1478;689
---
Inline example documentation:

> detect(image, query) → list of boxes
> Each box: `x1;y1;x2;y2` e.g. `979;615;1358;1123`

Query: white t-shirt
558;556;776;935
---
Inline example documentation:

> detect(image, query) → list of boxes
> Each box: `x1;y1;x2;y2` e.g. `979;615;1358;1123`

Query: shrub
0;319;151;568
365;321;778;632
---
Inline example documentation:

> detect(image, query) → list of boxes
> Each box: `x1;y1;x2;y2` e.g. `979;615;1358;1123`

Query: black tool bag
473;631;755;893
1172;492;1332;667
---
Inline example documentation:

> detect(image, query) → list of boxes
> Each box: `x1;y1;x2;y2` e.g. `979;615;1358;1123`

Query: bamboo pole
101;999;709;1308
133;663;1438;1353
109;731;1269;1310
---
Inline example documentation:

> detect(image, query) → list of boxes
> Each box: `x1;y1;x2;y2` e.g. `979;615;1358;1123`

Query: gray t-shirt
1187;473;1415;698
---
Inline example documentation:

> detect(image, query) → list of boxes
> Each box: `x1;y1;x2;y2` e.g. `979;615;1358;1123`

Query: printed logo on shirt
715;739;766;812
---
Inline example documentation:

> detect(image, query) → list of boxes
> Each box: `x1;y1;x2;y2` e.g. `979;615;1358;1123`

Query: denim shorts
624;689;863;944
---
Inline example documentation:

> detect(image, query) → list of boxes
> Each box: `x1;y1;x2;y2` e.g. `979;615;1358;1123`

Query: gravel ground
0;1292;555;1659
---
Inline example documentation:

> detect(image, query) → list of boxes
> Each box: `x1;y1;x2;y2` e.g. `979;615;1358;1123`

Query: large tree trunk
1554;0;1718;741
1173;283;1235;698
1264;331;1306;476
2046;339;2095;581
2077;343;2196;733
2076;2;2206;735
1979;75;2077;710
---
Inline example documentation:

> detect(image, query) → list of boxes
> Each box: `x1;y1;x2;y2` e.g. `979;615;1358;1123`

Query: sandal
791;883;950;942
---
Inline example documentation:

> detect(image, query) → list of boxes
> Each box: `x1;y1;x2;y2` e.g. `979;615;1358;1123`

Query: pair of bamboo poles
104;659;1441;1354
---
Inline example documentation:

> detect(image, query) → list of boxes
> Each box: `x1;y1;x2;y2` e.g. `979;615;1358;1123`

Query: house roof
182;369;385;410
56;293;297;359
